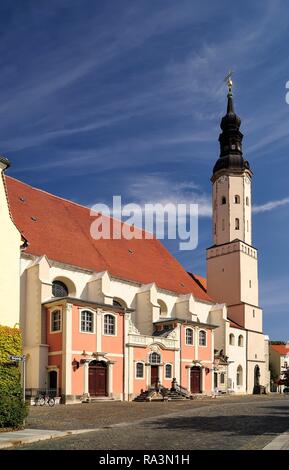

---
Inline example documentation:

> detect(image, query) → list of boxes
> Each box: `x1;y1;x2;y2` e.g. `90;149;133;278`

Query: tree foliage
0;325;27;428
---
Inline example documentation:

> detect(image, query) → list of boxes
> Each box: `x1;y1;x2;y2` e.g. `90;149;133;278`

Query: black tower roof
213;84;250;177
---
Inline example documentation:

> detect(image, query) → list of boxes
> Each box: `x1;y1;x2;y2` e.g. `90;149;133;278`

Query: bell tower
206;78;261;330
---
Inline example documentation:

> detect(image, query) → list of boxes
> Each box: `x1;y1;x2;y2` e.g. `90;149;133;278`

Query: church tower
207;77;260;320
206;78;268;392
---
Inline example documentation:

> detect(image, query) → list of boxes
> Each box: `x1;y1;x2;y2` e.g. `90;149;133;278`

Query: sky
1;0;289;340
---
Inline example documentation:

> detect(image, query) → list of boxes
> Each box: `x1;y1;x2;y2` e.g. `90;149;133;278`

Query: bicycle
35;393;55;406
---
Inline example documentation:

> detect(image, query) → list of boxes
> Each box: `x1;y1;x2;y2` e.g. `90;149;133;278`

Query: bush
0;325;28;429
0;392;27;428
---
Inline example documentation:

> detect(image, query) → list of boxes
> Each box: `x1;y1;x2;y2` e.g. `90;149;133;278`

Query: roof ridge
6;175;151;238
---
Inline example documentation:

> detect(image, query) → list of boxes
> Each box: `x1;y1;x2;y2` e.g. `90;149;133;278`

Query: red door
151;366;159;387
190;367;201;393
89;362;107;396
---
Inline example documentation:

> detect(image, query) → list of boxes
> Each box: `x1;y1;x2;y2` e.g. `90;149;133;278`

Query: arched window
149;352;161;364
246;197;249;206
238;335;244;347
80;310;94;333
186;328;194;345
220;373;225;384
235;218;240;230
234;195;240;204
136;362;144;378
157;299;168;317
165;364;172;379
51;309;62;332
199;330;207;346
52;280;68;298
104;314;116;335
221;196;226;205
229;333;235;346
236;365;243;386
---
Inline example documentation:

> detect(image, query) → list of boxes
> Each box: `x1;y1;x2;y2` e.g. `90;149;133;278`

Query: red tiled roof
5;176;212;302
228;318;245;330
271;344;289;355
188;272;207;292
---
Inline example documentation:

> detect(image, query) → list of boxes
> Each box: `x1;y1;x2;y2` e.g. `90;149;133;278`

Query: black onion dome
212;90;250;176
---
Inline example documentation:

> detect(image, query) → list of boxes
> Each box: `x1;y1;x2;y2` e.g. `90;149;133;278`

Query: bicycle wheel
48;398;55;407
39;397;45;406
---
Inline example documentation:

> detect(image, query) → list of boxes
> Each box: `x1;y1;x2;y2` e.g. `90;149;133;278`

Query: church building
0;83;270;402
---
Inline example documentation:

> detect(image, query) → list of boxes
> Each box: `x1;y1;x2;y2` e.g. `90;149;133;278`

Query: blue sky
1;1;289;340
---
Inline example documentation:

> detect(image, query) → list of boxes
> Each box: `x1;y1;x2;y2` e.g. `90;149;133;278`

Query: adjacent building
269;343;289;391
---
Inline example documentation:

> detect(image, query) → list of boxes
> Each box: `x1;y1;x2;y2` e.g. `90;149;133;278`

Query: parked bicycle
34;393;55;406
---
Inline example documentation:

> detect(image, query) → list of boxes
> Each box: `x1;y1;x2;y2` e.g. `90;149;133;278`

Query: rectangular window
165;364;172;379
51;310;61;332
136;362;144;378
104;315;116;335
80;311;94;332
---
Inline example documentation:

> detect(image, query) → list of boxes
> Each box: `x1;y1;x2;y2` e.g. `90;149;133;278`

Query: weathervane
224;70;233;96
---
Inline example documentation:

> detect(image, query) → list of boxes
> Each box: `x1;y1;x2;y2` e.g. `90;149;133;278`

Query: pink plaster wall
198;329;212;361
46;308;62;352
102;314;124;354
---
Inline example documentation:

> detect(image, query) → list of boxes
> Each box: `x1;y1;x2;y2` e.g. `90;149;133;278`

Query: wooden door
150;366;159;387
190;367;201;393
89;362;107;396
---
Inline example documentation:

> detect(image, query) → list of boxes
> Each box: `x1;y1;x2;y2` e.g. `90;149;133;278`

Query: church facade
0;88;270;402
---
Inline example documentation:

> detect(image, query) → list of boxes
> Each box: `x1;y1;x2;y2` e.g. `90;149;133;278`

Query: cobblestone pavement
19;395;289;450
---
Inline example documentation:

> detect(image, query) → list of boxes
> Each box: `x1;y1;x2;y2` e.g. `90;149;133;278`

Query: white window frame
199;329;207;347
165;363;173;379
149;352;161;365
50;309;62;334
135;361;145;379
185;327;194;346
79;309;95;334
103;313;117;336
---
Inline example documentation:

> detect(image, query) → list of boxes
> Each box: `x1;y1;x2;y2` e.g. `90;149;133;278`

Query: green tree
0;325;27;429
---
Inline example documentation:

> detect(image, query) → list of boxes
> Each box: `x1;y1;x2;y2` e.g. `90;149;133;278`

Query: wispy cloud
125;174;212;217
254;197;289;213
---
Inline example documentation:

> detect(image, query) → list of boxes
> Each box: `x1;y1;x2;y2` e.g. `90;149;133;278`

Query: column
211;330;215;393
62;303;72;397
159;364;164;384
123;313;130;401
83;361;89;395
108;361;115;397
201;367;205;393
195;327;199;361
146;364;150;388
186;366;191;392
96;310;102;352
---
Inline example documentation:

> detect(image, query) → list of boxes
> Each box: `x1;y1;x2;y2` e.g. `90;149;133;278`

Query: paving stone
17;395;289;450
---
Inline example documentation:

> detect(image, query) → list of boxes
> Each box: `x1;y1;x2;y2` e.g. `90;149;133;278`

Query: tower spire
212;73;251;178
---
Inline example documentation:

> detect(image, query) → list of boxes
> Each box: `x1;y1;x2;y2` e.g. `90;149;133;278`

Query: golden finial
224;70;233;96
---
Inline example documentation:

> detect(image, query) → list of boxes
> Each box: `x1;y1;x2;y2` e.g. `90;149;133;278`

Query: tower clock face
218;175;227;184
